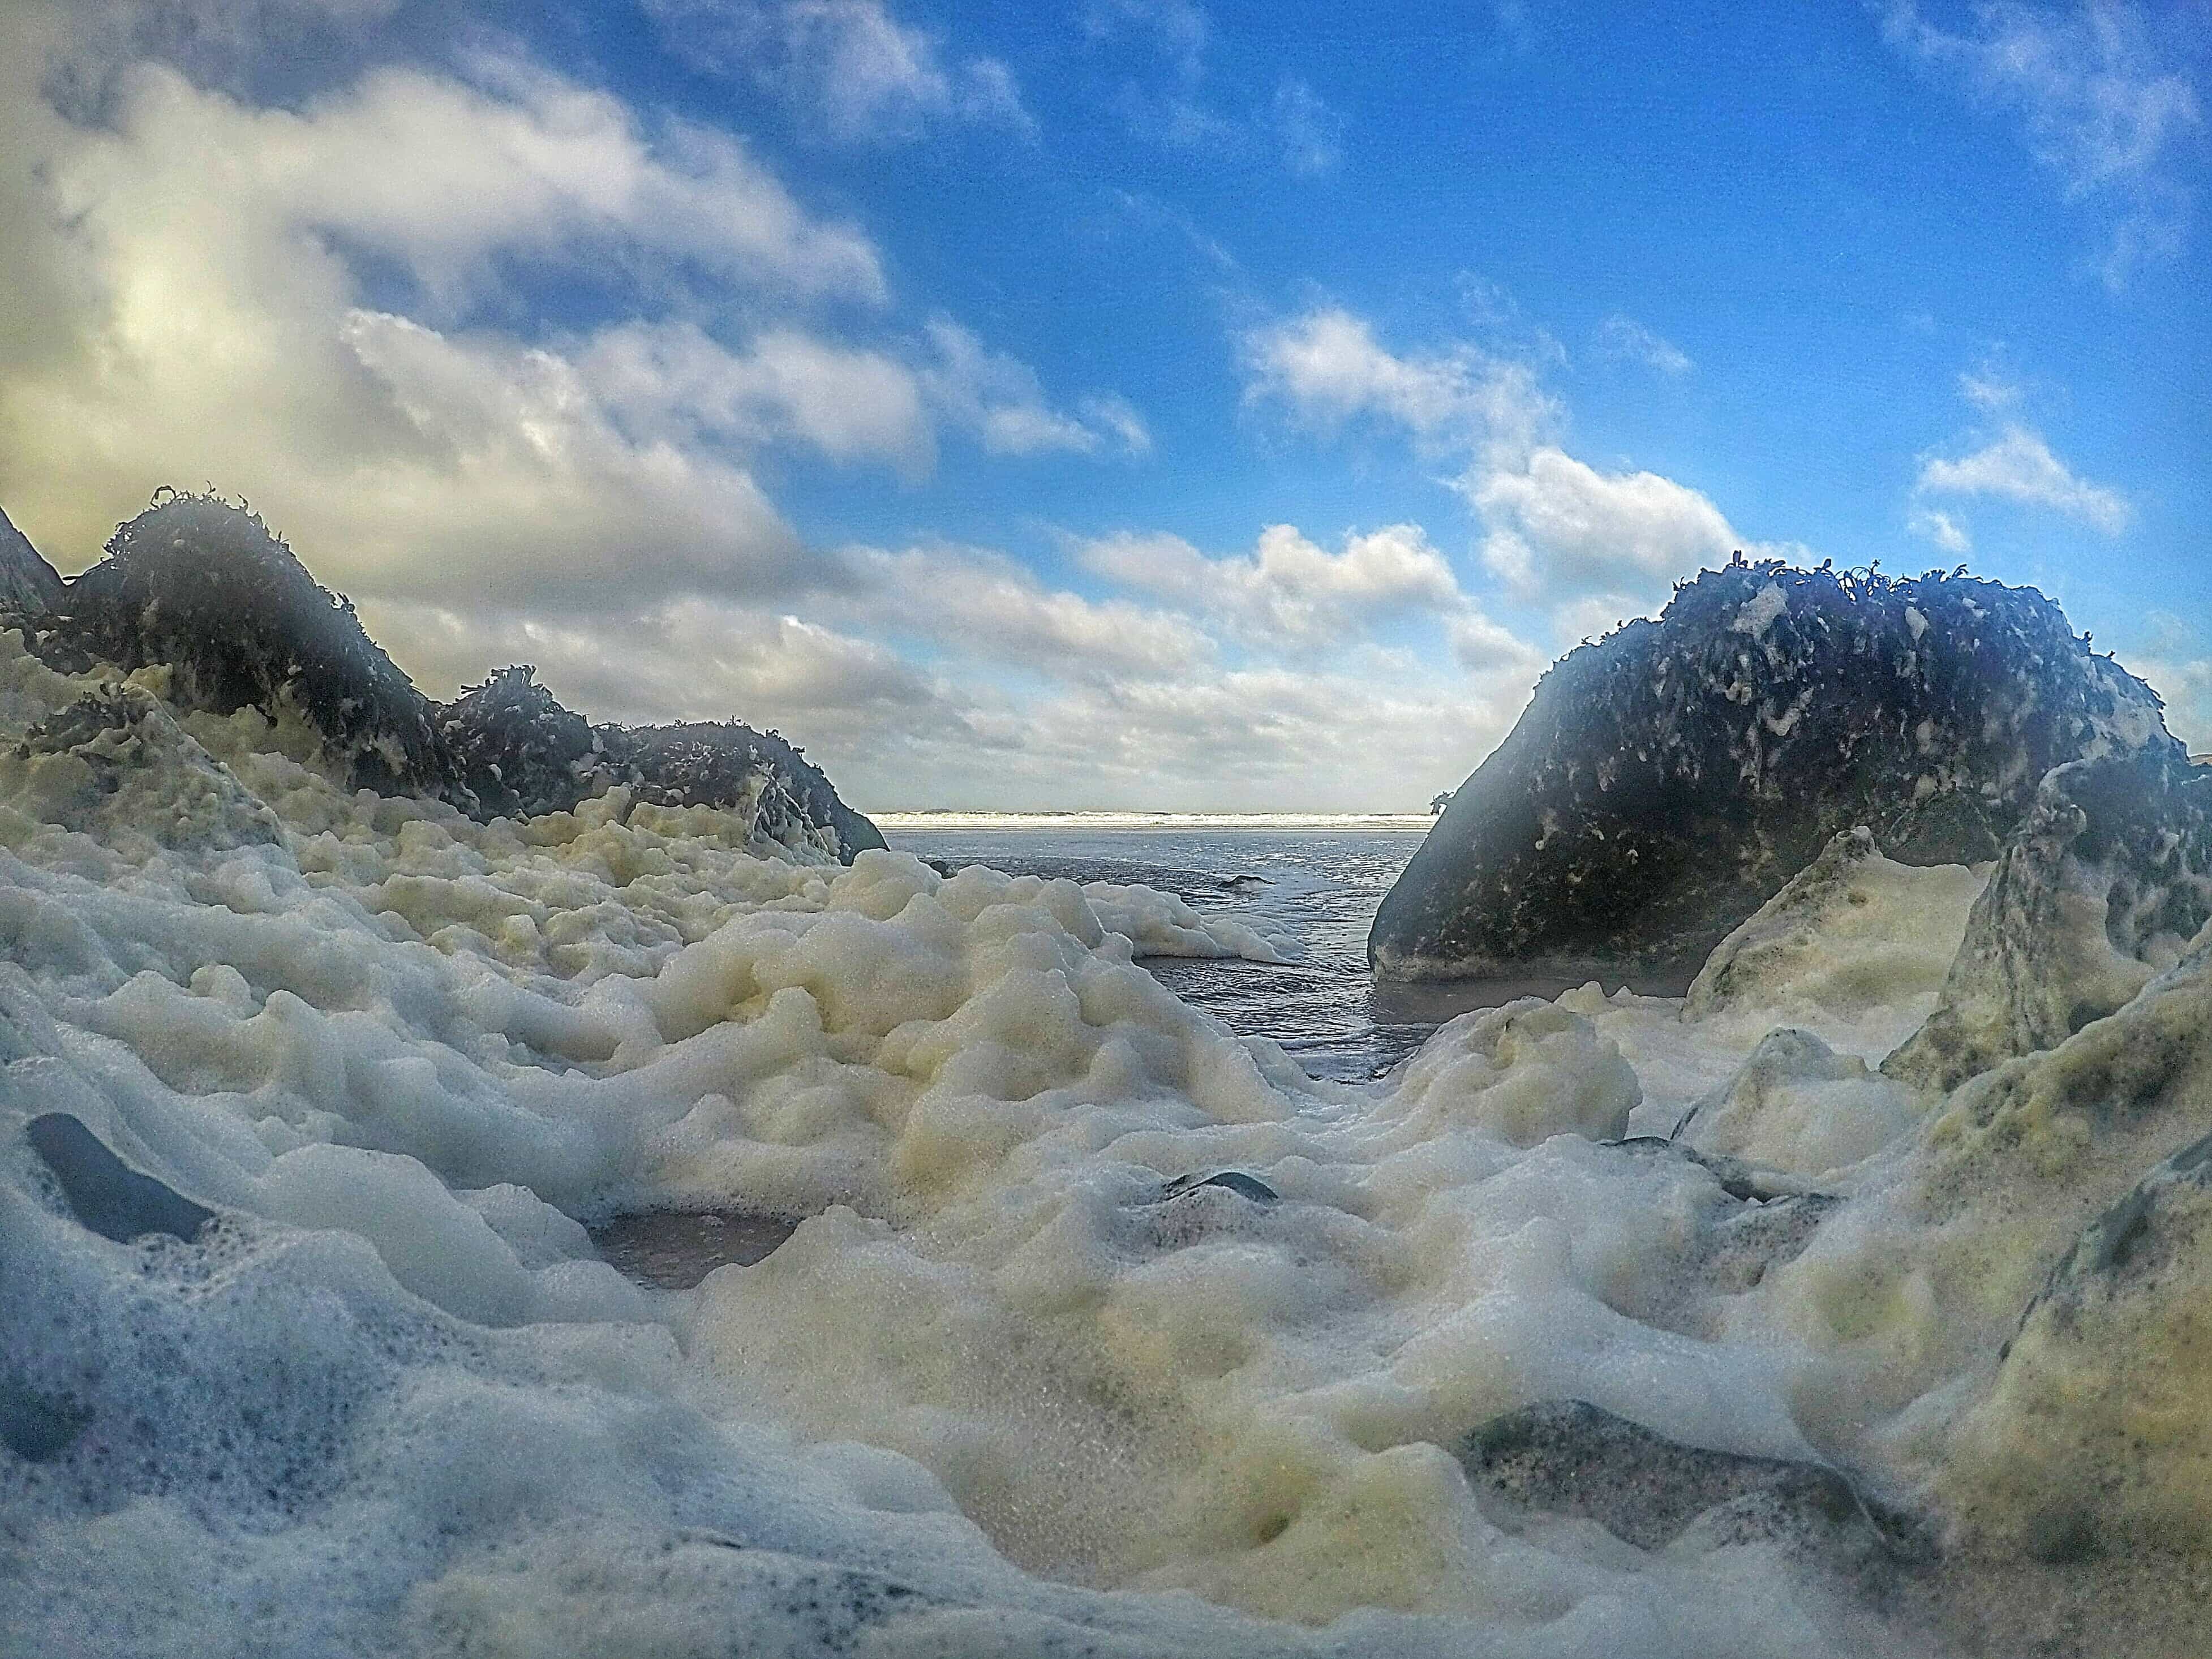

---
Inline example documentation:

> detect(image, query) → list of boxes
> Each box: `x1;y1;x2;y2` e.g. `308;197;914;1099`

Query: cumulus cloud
1915;423;2131;534
1476;447;1745;602
1076;522;1493;650
643;0;1032;142
1594;313;1693;375
1239;303;1766;634
1242;307;1556;463
1879;0;2205;285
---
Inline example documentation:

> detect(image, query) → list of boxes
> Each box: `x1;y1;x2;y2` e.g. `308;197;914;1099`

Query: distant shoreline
873;810;1436;831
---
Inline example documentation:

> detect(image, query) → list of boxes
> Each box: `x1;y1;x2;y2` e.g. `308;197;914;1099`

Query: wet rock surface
1373;559;2172;982
24;1111;213;1244
1887;750;2212;1091
1459;1399;1909;1558
1;492;882;859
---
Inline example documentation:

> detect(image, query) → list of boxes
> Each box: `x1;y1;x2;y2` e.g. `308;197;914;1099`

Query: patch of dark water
590;1210;800;1288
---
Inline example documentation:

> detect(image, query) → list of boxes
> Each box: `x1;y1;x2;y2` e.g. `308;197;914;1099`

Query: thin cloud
1879;0;2205;286
1594;313;1693;375
1915;423;2131;534
643;0;1034;143
1909;506;1974;554
1272;76;1346;175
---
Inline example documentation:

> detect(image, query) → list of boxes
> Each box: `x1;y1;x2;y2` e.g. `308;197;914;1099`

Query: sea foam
2;629;2204;1656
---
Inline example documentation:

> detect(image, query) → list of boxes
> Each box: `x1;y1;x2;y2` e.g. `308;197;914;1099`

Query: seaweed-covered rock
0;505;63;616
1;493;885;861
20;492;457;800
606;721;886;860
434;665;605;820
1371;559;2174;982
1885;752;2212;1091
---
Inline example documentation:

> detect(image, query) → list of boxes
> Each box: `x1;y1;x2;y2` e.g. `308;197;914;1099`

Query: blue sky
0;0;2204;809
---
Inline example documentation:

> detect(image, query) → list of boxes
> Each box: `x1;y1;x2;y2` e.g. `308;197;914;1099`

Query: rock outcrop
21;491;452;796
1886;751;2212;1091
1371;558;2174;982
0;505;64;614
3;492;883;860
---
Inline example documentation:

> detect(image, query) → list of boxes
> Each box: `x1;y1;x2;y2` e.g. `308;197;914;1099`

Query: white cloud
109;54;890;307
1242;307;1556;463
1475;447;1744;603
1594;313;1693;375
1077;522;1489;650
920;319;1148;458
1239;303;1771;634
583;320;933;472
643;0;1033;143
1880;0;2205;285
1958;363;2025;411
1909;506;1974;553
1915;423;2131;533
847;543;1213;679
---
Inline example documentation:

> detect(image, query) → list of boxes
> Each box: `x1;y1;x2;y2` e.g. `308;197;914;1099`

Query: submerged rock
1887;751;2212;1091
1460;1399;1907;1558
1372;559;2172;982
24;1111;213;1244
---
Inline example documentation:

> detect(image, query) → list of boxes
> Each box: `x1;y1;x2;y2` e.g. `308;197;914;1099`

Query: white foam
0;628;2184;1655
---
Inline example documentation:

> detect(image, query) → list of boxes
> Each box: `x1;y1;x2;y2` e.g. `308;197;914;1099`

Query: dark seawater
881;822;1597;1082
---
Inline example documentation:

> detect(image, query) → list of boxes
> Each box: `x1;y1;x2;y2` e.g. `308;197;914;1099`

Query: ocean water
7;647;2211;1657
880;816;1435;1082
878;814;1663;1084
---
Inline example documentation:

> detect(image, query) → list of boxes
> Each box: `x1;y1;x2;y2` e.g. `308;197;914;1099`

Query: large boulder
1371;558;2175;982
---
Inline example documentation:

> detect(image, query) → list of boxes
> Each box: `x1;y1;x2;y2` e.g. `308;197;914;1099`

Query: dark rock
24;1111;213;1244
434;665;604;820
1459;1398;1914;1557
6;493;883;859
1607;1133;1820;1204
19;492;459;801
0;504;64;615
1158;1170;1278;1204
604;721;886;859
1886;751;2212;1091
1371;559;2173;981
